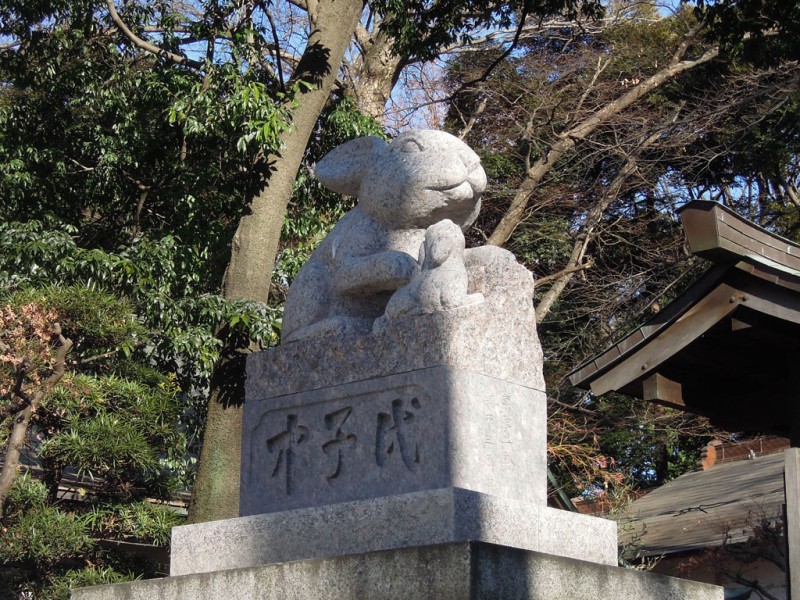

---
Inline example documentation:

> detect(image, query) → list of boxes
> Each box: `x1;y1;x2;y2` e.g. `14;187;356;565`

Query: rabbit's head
421;219;465;268
315;130;486;230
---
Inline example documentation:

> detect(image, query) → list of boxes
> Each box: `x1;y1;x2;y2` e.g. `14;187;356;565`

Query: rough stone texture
241;366;546;515
282;130;488;343
171;488;618;577
73;541;723;600
247;262;543;401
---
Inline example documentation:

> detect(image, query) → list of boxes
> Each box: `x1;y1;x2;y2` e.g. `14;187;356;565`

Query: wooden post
784;448;800;600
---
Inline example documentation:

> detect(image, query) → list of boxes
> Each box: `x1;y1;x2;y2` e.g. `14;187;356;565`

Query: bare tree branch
265;9;286;91
535;104;685;322
0;324;72;517
457;94;488;140
452;3;531;96
487;41;719;246
105;0;202;69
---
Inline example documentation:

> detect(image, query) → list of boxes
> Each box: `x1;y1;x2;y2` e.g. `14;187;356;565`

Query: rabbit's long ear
418;237;427;265
314;136;387;196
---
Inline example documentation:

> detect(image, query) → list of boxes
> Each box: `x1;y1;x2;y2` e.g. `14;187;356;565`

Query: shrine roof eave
678;199;800;278
567;201;800;435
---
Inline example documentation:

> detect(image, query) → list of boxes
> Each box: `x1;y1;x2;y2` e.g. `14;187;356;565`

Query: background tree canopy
1;0;798;596
446;0;799;492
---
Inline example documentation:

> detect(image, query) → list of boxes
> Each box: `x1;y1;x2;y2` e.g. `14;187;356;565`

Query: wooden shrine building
569;199;800;598
570;199;800;442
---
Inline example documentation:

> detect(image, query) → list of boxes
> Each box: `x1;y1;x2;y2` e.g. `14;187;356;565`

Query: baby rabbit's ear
314;136;387;196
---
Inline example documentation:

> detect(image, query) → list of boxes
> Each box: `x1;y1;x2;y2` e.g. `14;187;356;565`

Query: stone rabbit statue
382;219;484;321
281;130;487;343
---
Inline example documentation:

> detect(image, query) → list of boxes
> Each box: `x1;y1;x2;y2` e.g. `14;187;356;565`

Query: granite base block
73;541;723;600
171;488;617;577
246;294;545;400
242;366;547;515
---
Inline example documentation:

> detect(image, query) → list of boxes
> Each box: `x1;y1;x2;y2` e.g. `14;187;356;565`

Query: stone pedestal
241;299;546;516
241;367;547;515
172;488;617;576
72;311;725;600
73;541;723;600
72;232;723;599
71;321;725;600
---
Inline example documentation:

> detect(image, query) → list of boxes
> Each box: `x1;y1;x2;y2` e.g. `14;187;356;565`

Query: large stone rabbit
282;130;487;343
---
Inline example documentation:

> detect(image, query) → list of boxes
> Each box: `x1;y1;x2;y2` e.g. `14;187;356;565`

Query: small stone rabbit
383;219;484;320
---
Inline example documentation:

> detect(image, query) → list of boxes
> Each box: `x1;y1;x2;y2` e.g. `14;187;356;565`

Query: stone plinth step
73;541;723;600
170;488;617;577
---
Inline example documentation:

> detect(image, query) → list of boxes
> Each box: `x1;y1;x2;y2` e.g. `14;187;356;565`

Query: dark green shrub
0;505;90;566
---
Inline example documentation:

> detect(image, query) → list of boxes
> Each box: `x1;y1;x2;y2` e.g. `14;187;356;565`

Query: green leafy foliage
81;501;184;546
696;0;800;65
4;473;48;510
373;0;603;62
168;63;304;156
595;395;707;488
38;567;137;600
1;505;91;567
0;1;264;249
39;371;187;492
7;286;144;358
0;288;187;596
0;221;281;385
44;415;158;480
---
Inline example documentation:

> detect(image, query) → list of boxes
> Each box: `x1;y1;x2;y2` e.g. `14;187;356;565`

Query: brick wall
698;436;790;470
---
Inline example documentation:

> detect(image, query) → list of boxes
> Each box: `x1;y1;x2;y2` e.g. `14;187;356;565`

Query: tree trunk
0;326;71;517
187;0;365;524
352;27;404;121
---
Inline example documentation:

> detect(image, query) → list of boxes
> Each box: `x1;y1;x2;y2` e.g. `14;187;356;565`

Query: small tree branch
0;324;72;517
105;0;202;69
354;23;371;50
306;0;319;27
457;94;488;140
570;55;611;122
487;40;717;246
535;259;595;287
68;157;96;172
670;21;705;65
131;187;150;240
452;3;531;96
265;9;285;92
